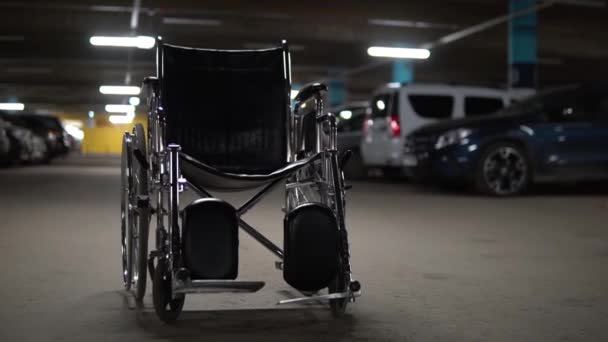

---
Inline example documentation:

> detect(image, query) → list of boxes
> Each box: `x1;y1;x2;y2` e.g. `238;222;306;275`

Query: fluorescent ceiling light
129;97;141;106
162;17;222;26
105;104;135;113
90;36;155;49
109;114;134;125
369;19;459;30
99;85;141;95
367;46;430;59
290;90;299;100
0;103;24;111
109;111;135;125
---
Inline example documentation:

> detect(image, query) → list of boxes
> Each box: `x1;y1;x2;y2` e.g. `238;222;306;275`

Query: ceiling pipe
345;0;604;77
419;1;556;50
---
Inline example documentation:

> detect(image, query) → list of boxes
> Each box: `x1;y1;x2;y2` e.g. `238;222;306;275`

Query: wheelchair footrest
182;198;239;280
277;290;361;305
283;203;339;292
174;280;265;294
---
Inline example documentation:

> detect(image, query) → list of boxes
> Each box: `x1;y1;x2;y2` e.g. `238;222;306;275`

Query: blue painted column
392;60;414;84
328;78;346;107
509;0;537;88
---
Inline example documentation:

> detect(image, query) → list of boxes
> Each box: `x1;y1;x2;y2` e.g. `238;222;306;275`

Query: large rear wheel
120;133;133;291
329;160;350;317
131;123;150;302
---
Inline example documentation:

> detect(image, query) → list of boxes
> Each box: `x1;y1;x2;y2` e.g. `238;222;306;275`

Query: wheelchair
120;38;361;322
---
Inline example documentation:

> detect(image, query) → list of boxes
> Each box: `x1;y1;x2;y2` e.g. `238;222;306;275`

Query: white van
360;83;518;176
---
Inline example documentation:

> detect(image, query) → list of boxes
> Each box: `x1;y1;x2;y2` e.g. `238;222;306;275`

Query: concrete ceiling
0;0;606;115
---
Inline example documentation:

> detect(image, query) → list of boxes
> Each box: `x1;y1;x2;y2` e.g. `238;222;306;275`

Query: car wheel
475;142;531;196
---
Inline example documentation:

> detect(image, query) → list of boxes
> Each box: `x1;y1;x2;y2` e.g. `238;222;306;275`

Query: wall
81;117;147;155
55;112;147;155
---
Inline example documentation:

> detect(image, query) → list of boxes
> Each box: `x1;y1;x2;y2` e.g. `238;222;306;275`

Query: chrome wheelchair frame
120;39;361;323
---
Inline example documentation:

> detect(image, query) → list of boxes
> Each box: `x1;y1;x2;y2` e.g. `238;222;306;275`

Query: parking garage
1;1;608;341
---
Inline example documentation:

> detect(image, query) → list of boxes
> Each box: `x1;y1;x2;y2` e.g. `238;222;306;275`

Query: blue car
404;84;608;196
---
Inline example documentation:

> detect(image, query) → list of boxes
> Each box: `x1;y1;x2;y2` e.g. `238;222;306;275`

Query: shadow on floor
112;291;366;342
359;176;608;197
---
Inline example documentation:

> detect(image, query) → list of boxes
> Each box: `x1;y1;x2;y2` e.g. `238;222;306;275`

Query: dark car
333;101;369;179
404;84;608;196
19;114;70;157
0;112;49;164
0;117;12;165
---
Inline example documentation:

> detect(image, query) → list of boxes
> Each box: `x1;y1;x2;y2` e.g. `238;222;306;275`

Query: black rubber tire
120;134;133;291
153;260;185;323
131;124;149;302
474;142;531;196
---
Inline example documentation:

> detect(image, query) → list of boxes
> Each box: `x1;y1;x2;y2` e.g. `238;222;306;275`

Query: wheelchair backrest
158;40;291;174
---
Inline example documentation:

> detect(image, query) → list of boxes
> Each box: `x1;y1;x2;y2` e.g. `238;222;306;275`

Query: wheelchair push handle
293;82;327;103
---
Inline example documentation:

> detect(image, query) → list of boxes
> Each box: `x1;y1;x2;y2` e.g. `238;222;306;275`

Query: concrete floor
1;159;608;341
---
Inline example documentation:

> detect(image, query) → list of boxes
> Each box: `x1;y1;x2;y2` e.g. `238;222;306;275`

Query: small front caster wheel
152;260;185;323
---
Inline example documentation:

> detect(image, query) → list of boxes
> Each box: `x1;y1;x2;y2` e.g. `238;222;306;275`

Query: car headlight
435;128;473;149
47;131;57;141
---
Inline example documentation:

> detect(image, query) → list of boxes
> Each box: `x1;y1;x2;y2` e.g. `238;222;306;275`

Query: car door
581;90;608;178
540;89;607;179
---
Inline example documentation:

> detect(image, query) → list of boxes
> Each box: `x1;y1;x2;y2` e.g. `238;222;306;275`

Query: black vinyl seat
180;152;320;191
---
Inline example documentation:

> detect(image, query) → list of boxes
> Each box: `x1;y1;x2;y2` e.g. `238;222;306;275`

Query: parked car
19;114;70;157
0;112;49;164
404;83;608;196
0;117;12;165
361;83;516;177
333;101;369;179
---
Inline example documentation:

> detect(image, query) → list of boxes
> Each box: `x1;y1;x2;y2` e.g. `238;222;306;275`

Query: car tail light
363;116;371;136
389;114;401;138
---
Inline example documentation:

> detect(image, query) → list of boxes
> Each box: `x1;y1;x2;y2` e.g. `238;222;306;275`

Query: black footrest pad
182;198;238;280
283;203;339;292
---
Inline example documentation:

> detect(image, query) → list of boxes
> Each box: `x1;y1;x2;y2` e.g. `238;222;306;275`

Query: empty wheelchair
120;37;361;322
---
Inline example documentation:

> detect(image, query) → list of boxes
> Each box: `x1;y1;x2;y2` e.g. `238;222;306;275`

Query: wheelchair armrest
293;82;328;103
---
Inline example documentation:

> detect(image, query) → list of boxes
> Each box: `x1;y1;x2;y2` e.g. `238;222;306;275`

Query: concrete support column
509;0;538;88
392;60;414;84
328;78;346;107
